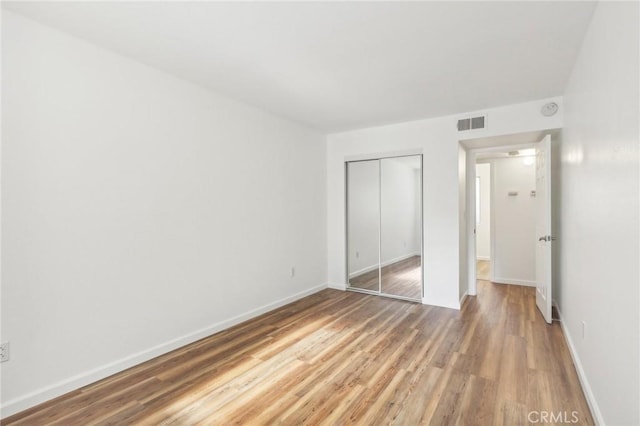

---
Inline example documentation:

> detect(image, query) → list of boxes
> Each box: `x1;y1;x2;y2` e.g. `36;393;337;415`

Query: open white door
535;135;553;323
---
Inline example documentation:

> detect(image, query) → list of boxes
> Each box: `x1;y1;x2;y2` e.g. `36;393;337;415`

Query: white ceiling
3;1;596;132
476;148;536;161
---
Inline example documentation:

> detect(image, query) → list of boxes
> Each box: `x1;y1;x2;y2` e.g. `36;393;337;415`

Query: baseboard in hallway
555;307;603;425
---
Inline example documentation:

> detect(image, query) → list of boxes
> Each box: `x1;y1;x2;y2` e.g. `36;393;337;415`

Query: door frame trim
465;141;547;297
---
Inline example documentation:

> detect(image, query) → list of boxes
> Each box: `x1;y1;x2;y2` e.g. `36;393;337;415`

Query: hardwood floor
4;281;593;425
477;259;490;281
349;255;422;300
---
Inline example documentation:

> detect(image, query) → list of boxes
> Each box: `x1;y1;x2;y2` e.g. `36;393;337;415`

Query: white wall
413;168;422;255
558;2;639;424
475;163;491;260
490;157;536;286
347;160;380;276
327;97;563;309
347;157;421;278
458;145;468;301
1;11;327;416
328;121;457;308
380;157;421;264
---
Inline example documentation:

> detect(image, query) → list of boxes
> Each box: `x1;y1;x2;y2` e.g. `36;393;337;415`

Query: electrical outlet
1;342;9;362
581;321;586;340
290;267;295;278
356;251;360;259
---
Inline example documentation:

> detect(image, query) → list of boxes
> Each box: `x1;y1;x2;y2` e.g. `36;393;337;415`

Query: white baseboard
476;256;490;261
0;283;327;419
555;307;604;425
459;292;469;307
348;252;420;279
348;263;378;279
381;252;420;269
327;283;346;290
422;296;460;310
491;277;536;287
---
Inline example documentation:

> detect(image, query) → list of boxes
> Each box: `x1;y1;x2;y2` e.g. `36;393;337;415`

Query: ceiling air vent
457;114;487;132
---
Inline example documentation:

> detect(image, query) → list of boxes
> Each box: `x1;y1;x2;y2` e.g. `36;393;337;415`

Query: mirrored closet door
346;160;381;293
346;155;423;302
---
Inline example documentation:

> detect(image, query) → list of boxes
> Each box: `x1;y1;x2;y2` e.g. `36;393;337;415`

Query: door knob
538;236;548;242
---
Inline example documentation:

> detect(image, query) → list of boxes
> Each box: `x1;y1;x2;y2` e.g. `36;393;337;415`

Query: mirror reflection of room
347;155;422;301
347;160;381;293
380;156;422;299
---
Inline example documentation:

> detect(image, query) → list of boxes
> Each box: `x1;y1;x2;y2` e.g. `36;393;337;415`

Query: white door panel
535;135;553;323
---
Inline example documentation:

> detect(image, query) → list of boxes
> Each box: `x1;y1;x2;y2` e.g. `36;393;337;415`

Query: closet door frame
344;151;423;303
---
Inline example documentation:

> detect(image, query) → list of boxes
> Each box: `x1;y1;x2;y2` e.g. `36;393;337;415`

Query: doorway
345;155;423;302
475;148;537;286
464;130;558;323
475;162;491;281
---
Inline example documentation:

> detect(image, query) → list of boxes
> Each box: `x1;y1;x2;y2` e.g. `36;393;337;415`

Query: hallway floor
477;259;491;281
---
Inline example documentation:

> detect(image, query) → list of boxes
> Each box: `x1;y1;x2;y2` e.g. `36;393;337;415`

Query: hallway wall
475;163;491;260
558;2;639;424
491;157;536;286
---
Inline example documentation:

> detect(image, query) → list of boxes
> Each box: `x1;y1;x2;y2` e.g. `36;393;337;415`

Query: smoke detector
541;102;559;117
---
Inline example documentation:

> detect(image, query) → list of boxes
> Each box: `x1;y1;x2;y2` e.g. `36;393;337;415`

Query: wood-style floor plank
349;255;422;299
3;281;594;425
